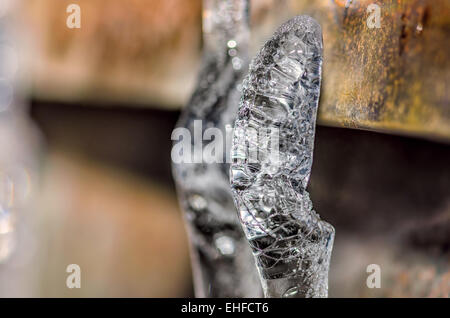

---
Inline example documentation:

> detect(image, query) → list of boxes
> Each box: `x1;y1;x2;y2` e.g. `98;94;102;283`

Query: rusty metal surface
291;0;450;141
23;0;450;140
23;0;203;107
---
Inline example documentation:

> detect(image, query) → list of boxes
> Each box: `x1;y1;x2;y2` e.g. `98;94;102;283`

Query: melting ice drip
172;0;262;297
230;16;335;298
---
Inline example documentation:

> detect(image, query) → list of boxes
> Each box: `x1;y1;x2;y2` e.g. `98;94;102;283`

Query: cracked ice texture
172;0;262;297
230;16;335;298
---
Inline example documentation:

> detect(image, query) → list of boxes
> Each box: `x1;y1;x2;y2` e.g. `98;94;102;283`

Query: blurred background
0;0;448;297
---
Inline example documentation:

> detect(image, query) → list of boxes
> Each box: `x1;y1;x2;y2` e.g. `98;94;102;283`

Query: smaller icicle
230;15;335;298
172;0;262;297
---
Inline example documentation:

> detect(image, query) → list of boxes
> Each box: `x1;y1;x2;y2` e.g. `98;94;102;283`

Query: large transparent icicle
230;16;335;298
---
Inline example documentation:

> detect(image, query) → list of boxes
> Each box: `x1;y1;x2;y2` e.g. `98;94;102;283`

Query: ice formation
172;0;262;297
230;15;335;298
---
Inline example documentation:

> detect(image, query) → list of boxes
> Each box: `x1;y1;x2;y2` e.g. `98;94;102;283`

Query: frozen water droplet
254;94;288;122
215;235;236;256
282;286;299;298
230;167;251;189
227;40;237;48
228;48;237;57
188;194;207;211
232;57;242;70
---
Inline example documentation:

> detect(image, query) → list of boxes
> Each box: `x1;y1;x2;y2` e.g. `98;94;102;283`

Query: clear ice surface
172;0;262;297
230;16;335;298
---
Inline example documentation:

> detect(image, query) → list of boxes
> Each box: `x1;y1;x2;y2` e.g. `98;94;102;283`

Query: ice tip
275;15;322;42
